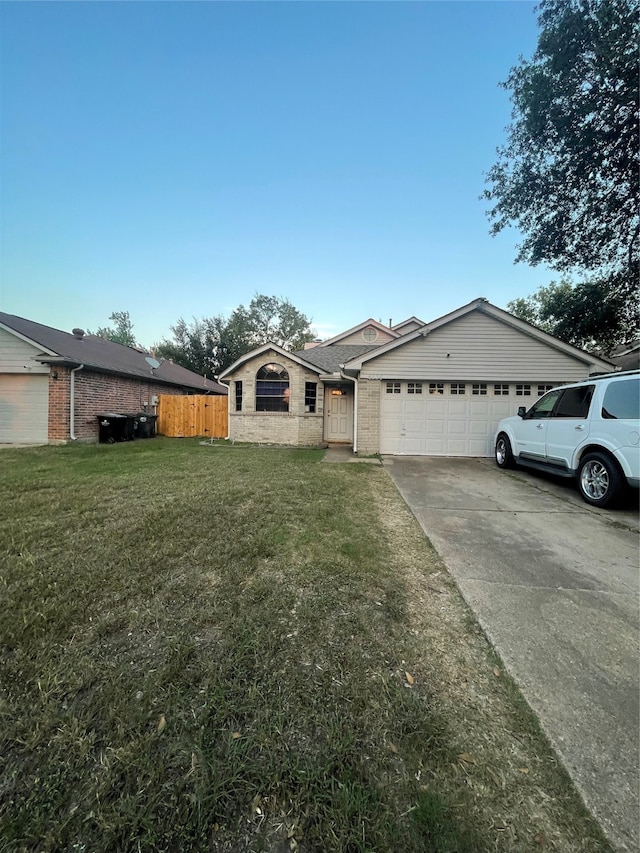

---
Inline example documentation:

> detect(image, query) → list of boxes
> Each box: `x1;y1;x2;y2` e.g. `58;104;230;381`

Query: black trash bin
120;414;138;441
97;413;128;443
136;413;158;438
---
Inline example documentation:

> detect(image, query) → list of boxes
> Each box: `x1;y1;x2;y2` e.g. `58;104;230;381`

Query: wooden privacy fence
157;394;228;438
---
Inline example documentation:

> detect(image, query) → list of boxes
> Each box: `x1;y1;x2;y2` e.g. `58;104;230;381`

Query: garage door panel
380;382;532;457
448;399;467;414
0;375;49;443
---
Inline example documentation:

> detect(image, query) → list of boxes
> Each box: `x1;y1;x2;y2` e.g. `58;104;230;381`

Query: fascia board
219;342;321;379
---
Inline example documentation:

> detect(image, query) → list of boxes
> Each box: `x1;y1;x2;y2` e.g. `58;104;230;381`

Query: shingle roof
0;312;227;394
293;344;380;374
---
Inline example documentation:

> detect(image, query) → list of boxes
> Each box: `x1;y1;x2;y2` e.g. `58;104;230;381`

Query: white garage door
380;381;531;456
0;374;49;444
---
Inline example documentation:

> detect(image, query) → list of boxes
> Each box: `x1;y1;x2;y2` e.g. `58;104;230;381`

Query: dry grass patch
0;440;611;852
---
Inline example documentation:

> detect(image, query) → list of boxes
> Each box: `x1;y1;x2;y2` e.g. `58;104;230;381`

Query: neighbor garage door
379;381;536;456
0;374;49;444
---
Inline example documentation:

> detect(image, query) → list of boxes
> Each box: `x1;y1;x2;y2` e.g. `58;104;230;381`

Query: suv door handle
536;423;544;429
575;425;585;430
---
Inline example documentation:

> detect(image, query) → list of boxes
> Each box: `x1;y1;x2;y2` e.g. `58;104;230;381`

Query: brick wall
356;378;381;455
227;350;325;446
48;367;192;443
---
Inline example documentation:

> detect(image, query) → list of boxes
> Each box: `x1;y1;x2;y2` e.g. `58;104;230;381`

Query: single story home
218;298;614;456
0;312;226;444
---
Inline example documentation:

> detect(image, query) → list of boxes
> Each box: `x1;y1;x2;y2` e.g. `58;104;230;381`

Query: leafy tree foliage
508;278;635;353
486;0;639;346
91;311;137;347
154;295;315;377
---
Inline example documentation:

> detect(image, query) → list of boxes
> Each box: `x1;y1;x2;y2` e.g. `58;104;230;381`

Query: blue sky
0;1;554;348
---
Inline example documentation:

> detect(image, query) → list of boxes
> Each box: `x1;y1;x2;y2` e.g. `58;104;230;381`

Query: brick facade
48;366;191;443
228;350;325;446
355;378;381;455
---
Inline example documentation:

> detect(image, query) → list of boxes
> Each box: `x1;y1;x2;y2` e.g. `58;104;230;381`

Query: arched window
256;363;290;412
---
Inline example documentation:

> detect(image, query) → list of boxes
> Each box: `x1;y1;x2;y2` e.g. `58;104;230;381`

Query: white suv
494;370;640;507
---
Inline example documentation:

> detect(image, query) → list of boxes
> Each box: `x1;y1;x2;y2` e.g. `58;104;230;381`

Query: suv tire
578;452;624;508
495;433;515;469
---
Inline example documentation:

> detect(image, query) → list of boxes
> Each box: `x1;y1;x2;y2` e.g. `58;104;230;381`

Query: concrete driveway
383;456;639;853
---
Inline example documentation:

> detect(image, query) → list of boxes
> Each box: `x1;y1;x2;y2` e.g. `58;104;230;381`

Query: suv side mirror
517;406;527;417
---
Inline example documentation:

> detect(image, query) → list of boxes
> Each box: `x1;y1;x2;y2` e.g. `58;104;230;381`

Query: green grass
0;439;612;852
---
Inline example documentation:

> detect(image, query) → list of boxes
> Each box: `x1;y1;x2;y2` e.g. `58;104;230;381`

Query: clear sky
0;0;555;348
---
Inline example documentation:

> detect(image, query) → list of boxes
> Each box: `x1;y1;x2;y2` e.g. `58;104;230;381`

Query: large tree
155;295;315;377
485;0;639;347
508;277;634;352
91;311;137;347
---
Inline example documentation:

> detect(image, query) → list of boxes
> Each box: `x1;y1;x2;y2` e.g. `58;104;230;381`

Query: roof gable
391;316;425;334
342;298;614;373
318;318;400;347
219;342;322;380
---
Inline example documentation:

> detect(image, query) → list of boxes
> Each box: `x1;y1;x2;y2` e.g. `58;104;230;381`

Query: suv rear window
602;379;640;419
554;385;594;418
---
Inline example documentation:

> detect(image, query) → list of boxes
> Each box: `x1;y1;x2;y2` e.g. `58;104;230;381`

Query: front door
325;389;354;443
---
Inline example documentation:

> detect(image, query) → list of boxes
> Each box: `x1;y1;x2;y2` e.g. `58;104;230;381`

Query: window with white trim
537;384;554;396
450;383;466;395
305;382;317;413
362;328;378;343
472;383;487;396
494;384;509;395
235;381;243;412
256;363;290;412
407;383;423;394
428;383;444;395
516;384;531;396
386;382;401;394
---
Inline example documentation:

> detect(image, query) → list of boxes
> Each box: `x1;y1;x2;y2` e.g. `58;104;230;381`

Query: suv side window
525;389;563;418
553;385;594;418
602;379;640;419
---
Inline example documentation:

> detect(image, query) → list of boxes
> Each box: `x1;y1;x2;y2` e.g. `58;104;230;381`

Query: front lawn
0;440;611;852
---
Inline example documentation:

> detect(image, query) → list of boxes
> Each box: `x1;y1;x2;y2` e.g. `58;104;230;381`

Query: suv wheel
578;452;623;508
495;433;514;469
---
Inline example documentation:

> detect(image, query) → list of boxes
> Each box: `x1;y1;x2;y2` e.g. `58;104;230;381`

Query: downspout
339;368;358;454
218;378;231;439
69;364;84;441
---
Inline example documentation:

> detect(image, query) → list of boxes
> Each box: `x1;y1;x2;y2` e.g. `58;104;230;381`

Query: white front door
325;390;354;442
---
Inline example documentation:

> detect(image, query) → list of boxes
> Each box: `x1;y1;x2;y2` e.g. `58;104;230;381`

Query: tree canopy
507;278;634;352
485;0;639;348
91;311;137;347
154;295;315;378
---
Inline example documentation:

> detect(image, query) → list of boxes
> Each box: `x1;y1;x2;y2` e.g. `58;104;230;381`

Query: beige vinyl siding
392;320;423;335
338;327;396;346
359;312;601;383
0;327;50;374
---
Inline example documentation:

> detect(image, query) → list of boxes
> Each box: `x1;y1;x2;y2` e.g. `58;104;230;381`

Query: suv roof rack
589;369;639;380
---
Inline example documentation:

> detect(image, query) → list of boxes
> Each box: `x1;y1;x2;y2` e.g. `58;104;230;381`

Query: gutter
69;364;84;440
339;368;358;454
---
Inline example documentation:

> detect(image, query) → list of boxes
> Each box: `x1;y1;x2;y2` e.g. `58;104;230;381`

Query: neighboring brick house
0;312;226;444
219;299;614;457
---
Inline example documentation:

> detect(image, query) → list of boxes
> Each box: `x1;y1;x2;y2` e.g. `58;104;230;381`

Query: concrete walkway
384;456;639;853
322;446;381;464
